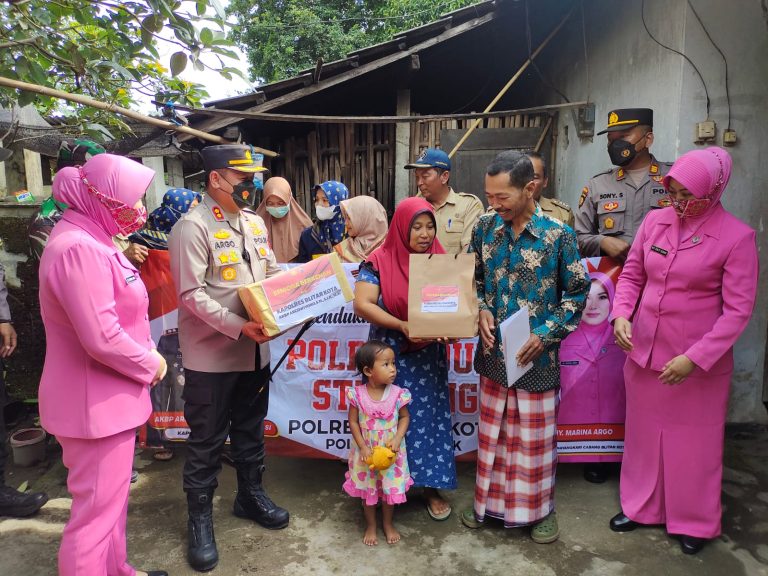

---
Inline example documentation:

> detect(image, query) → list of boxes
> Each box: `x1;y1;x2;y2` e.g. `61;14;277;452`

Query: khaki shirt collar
429;187;458;211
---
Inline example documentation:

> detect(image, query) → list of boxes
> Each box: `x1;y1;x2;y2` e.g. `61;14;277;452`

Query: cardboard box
238;252;354;336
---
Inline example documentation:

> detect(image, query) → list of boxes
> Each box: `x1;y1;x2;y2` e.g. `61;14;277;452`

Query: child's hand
359;446;372;463
387;439;402;453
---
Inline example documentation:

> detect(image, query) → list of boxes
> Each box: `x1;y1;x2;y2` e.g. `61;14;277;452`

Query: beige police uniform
169;195;281;373
417;187;484;254
540;196;575;228
574;156;672;257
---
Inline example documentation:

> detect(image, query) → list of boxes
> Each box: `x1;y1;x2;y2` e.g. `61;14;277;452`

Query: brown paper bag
407;253;479;339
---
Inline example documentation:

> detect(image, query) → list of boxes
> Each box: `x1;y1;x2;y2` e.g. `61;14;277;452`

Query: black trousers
182;364;270;491
0;364;7;481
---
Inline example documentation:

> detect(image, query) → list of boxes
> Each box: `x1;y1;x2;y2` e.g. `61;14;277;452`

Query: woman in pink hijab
39;154;169;576
609;147;758;555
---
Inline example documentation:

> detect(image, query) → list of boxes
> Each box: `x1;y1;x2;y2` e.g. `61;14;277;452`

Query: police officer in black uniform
0;148;49;518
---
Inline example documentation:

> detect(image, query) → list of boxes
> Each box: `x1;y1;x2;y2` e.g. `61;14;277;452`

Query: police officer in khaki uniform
406;148;484;254
575;108;672;263
526;150;574;227
169;144;288;572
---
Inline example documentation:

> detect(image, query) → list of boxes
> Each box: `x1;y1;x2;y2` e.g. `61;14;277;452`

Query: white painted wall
543;0;768;422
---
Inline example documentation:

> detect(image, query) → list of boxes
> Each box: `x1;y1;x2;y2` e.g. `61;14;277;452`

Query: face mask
79;169;148;235
316;204;337;221
266;205;290;219
607;134;647;167
668;196;711;219
219;172;259;207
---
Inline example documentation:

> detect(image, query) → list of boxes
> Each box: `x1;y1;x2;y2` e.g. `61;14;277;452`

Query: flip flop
153;449;174;461
427;500;452;521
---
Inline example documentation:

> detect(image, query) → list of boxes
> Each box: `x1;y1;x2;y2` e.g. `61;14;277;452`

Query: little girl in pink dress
343;340;412;546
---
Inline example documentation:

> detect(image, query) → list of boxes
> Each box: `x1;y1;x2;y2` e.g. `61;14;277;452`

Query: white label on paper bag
421;285;459;313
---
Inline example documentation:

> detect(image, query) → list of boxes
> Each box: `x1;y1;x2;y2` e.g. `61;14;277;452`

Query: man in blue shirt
462;151;589;544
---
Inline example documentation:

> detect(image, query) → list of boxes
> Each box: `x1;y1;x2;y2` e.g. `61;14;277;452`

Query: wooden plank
441;128;543;152
367;124;374;191
308;131;319;185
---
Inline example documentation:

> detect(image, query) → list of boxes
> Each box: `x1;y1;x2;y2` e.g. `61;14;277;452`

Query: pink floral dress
342;384;413;505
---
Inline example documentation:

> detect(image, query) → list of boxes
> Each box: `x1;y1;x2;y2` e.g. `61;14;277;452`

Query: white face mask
315;204;337;221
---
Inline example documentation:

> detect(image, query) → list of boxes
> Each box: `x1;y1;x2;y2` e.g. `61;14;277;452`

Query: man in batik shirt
462;150;589;543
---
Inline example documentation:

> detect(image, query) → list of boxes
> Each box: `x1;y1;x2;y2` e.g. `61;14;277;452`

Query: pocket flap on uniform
444;219;465;234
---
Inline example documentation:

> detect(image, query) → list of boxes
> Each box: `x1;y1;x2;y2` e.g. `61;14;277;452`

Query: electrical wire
686;0;730;129
640;0;710;118
580;0;590;104
524;0;571;103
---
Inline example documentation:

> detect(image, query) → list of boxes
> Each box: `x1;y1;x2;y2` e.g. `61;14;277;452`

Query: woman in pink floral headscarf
39;154;169;576
608;147;758;555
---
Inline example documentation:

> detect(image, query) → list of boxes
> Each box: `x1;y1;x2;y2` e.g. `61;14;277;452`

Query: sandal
531;512;560;544
461;509;483;529
426;497;452;521
153;448;174;462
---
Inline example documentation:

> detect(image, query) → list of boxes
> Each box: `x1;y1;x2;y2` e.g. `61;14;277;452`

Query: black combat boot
233;462;289;529
186;489;218;572
0;466;48;518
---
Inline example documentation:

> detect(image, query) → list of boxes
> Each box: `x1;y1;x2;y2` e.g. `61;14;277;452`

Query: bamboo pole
534;116;554;152
157;100;589;125
447;7;576;158
0;75;278;157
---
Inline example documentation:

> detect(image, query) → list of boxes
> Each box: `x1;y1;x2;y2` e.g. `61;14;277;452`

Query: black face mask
219;172;260;207
607;138;639;167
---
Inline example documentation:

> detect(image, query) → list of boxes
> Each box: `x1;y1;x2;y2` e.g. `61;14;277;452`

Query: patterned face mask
668;196;711;219
666;149;725;220
79;168;148;235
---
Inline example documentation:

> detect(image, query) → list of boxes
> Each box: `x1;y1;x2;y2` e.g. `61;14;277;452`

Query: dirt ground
1;424;767;576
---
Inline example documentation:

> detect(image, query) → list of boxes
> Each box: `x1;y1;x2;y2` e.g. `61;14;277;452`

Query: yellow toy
366;445;396;471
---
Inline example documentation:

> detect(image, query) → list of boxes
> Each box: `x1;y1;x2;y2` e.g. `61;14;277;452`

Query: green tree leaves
0;0;240;138
227;0;478;83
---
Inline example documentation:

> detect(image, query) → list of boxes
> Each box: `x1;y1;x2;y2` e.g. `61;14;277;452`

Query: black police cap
597;108;654;135
200;144;268;174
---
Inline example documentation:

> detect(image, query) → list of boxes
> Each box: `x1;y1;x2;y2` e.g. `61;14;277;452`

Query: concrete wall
542;0;768;422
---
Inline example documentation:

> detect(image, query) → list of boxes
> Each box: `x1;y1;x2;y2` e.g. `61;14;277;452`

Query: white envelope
500;306;534;386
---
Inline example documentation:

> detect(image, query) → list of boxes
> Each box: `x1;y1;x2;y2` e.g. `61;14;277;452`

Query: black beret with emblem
200;144;268;174
597;108;653;135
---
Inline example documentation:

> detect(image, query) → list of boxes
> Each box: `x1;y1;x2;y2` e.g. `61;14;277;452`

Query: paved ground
1;424;767;576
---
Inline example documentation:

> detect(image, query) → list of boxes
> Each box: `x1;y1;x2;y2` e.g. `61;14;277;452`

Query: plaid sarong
473;376;558;527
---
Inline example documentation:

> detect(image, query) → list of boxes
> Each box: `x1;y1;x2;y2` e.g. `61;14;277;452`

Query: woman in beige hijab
335;195;388;263
255;177;313;263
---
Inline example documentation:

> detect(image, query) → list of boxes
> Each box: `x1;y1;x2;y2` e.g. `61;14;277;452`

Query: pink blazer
558;324;626;425
38;210;161;439
611;205;758;375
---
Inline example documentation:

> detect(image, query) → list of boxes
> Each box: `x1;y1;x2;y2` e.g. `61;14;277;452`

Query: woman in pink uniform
39;154;169;576
609;147;758;555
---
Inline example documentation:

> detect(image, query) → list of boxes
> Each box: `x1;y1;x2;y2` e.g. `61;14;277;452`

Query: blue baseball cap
404;148;451;171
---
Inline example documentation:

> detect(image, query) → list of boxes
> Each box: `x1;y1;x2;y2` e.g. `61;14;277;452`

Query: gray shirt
169;195;282;373
574;156;673;257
